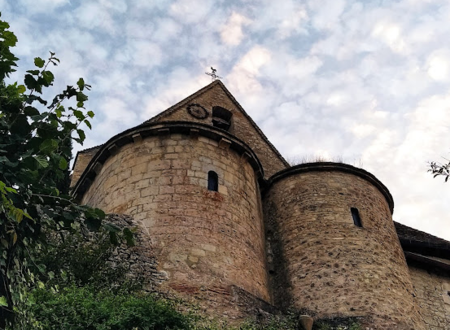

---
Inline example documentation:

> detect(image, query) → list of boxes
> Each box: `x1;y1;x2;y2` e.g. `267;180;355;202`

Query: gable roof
395;221;450;271
144;80;289;173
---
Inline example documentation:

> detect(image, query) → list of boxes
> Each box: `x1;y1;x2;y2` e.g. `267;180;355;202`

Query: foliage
25;285;191;330
186;312;298;330
233;315;297;330
429;160;450;182
34;226;140;292
313;317;361;330
0;14;131;327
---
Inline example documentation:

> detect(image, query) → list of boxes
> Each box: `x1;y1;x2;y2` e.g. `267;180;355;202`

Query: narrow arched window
208;171;218;191
351;208;362;227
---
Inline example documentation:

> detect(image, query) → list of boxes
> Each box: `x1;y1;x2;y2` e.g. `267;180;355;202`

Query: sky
3;0;450;240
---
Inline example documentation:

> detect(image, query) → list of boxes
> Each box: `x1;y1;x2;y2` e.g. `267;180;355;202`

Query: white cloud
308;0;346;31
220;12;252;46
250;0;308;38
153;18;182;43
350;124;377;139
426;50;450;82
169;0;212;24
16;0;68;13
76;3;116;35
227;46;271;94
372;21;408;54
141;68;210;121
277;8;308;39
98;0;127;13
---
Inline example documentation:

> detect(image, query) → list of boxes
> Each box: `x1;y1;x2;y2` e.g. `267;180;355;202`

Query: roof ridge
77;144;103;153
215;81;289;167
142;79;289;167
143;80;222;125
394;221;450;245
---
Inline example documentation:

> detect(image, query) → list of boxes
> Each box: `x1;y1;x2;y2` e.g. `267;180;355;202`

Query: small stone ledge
107;143;119;155
132;133;142;143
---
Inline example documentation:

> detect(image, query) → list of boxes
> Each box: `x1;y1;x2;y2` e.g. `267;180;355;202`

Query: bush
36;227;139;291
26;285;192;330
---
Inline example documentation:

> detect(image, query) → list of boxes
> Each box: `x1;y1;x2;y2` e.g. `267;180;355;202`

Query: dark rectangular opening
351;207;362;227
212;106;232;131
208;171;218;192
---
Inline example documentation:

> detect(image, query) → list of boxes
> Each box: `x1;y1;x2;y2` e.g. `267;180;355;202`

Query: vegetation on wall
0;14;135;328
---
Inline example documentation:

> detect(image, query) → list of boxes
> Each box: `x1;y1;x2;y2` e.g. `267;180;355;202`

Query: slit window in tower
351;207;362;227
212;106;232;131
208;171;219;192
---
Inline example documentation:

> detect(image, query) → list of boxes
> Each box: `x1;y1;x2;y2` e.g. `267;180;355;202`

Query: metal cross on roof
205;67;222;80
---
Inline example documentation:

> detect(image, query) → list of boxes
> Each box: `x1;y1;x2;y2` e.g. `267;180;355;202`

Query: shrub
25;285;191;330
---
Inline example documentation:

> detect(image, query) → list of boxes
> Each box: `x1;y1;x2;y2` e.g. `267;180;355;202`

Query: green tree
0;14;120;328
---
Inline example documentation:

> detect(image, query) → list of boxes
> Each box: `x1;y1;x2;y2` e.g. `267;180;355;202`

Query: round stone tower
263;163;424;329
74;121;270;319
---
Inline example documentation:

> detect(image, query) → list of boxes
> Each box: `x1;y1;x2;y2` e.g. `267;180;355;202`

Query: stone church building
70;80;450;329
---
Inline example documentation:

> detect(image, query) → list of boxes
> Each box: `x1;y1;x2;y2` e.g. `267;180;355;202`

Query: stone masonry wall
150;82;287;178
263;168;425;329
81;133;270;320
105;213;167;290
70;146;100;188
409;264;450;329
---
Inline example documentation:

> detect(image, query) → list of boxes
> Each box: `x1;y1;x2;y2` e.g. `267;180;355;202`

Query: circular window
187;104;209;119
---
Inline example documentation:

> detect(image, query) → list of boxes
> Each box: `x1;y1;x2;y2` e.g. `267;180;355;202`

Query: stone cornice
72;121;265;201
267;162;394;214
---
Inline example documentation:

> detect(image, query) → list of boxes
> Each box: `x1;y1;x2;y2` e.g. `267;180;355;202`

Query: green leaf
24;74;37;90
73;110;85;121
85;217;101;231
94;208;105;219
3;30;17;47
77;129;86;142
42;70;54;85
34;155;49;168
109;231;119;246
34;57;45;68
0;296;8;307
39;139;58;153
84;119;92;129
87;110;94;118
1;239;8;248
103;222;121;233
77;78;85;91
5;187;17;194
76;91;88;103
24;106;40;116
123;228;135;247
17;84;26;94
58;157;68;170
26;69;40;75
